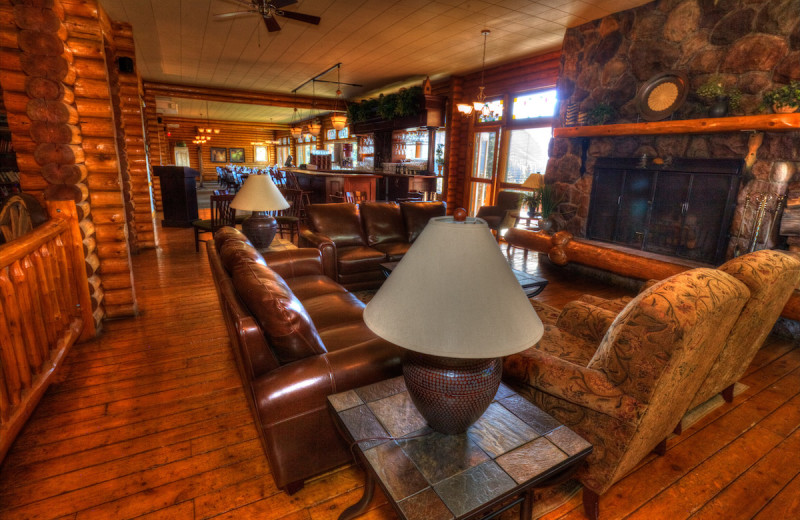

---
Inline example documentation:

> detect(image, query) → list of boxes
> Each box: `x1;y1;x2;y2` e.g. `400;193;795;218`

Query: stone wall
548;0;800;258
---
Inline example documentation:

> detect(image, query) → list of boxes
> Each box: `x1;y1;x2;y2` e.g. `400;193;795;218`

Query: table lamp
363;209;543;434
522;173;544;190
230;174;289;249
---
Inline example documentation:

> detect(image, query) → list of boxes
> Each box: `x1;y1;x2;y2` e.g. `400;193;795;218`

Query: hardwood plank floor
0;223;797;520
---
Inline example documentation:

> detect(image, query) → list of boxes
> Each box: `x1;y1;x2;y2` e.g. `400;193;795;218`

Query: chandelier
194;100;220;143
456;30;493;117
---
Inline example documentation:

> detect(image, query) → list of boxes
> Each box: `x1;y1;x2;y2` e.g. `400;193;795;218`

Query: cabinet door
678;173;737;263
586;168;624;242
615;170;656;248
644;172;691;256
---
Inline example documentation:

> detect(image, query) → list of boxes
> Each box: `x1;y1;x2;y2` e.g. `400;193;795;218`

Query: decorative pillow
231;259;326;364
400;202;447;242
360;202;405;245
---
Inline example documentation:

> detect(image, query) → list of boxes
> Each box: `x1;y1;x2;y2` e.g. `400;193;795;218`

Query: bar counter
282;168;438;202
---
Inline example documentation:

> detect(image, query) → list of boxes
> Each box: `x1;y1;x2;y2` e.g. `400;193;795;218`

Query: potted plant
537;184;563;234
586;102;615;125
520;190;541;215
435;144;445;175
762;81;800;113
696;75;741;117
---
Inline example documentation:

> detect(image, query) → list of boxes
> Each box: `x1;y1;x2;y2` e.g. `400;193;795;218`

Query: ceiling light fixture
289;92;302;138
307;80;321;136
457;30;493;118
201;100;220;134
331;65;347;131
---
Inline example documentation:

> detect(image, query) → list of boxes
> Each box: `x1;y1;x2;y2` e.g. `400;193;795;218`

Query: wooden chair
345;191;367;203
329;192;346;203
284;170;312;223
275;188;301;243
191;194;236;252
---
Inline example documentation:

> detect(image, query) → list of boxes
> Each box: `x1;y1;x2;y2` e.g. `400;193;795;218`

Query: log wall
0;0;108;328
62;0;136;318
141;88;165;211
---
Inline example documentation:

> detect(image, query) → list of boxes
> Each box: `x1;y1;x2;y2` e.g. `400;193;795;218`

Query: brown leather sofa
206;226;402;493
300;201;446;290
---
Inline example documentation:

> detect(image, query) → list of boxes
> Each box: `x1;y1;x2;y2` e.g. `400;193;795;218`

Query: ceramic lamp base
241;211;277;249
402;352;502;434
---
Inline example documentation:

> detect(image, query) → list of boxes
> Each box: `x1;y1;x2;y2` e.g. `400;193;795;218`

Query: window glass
254;145;268;162
476;99;504;123
512;89;558;119
504;128;552;184
472;132;496;180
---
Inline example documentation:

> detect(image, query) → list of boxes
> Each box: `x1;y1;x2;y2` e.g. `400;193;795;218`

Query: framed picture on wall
229;148;245;163
210;147;227;163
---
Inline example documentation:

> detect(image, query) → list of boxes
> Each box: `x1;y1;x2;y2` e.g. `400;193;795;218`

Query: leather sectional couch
206;227;402;493
300;201;446;290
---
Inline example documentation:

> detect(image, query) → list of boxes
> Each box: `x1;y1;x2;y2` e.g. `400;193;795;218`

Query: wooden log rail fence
0;200;94;462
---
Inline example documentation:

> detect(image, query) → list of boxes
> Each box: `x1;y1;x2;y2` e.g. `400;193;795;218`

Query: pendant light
330;65;347;131
289;92;302;139
457;30;492;117
307;80;321;136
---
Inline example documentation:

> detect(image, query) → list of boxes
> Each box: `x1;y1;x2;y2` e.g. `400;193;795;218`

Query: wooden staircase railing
0;200;94;462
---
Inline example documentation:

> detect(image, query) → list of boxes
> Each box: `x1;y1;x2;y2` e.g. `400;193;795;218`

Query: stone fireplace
546;0;800;262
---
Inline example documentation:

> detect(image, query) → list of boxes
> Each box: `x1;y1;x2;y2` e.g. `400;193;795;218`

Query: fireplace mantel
553;113;800;138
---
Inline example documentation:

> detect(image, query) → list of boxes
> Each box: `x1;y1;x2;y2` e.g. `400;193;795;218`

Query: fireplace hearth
586;157;742;265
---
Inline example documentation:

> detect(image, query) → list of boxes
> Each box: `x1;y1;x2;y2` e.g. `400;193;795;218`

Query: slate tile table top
327;376;592;520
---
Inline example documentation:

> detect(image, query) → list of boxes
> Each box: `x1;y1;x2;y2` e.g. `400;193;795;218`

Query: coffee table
380;262;548;297
328;376;591;520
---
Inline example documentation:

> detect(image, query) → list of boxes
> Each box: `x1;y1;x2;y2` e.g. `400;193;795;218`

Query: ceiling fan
215;0;321;32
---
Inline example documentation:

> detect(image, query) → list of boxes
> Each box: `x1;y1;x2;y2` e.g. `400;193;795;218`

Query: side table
328;376;591;520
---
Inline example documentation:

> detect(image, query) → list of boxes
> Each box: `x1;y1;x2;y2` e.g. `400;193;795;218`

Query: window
503;128;551;184
254;145;268;162
512;89;558;119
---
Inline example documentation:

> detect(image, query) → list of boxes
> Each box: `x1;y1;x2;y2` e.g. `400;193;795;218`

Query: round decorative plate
635;71;688;121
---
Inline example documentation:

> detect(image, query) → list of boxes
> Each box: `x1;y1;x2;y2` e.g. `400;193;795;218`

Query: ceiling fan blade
263;15;281;32
271;0;298;8
214;10;257;20
276;9;320;25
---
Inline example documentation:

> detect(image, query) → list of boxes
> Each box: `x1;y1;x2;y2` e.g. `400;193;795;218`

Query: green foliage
346;86;424;123
521;190;541;213
538;184;563;219
696;75;728;100
435;143;445;166
762;81;800;110
586;102;615;125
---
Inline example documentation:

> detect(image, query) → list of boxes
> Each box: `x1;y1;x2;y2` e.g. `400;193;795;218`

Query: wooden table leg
519;488;534;520
338;471;375;520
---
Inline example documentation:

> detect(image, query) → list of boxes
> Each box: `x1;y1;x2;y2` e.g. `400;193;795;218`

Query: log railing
0;200;94;461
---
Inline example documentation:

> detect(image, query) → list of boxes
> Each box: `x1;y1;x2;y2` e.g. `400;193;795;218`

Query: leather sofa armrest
251;341;402;427
556;301;618;344
300;230;337;281
262;248;325;279
504;349;643;423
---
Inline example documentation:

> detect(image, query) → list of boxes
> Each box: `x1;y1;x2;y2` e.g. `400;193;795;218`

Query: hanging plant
347;86;424;122
377;93;398;120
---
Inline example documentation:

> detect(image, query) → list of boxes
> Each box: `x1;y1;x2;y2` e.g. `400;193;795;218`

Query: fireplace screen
586;158;741;265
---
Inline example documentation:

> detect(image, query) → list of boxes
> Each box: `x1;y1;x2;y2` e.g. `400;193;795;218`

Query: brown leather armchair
300;201;446;289
476;190;523;241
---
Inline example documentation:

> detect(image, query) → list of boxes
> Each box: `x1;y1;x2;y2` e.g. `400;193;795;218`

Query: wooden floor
0;223;798;520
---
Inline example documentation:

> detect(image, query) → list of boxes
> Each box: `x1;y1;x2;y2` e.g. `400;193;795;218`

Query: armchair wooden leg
721;383;735;403
674;421;683;436
283;479;304;495
653;438;667;456
194;228;200;252
583;488;600;520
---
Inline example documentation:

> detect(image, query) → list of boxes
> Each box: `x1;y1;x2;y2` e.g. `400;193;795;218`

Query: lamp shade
230;174;289;212
456;103;474;115
330;113;347;130
364;216;543;358
522;173;544;190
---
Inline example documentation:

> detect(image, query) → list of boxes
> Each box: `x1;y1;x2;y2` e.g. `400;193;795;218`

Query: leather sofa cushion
319;322;389;352
231;259;326;364
215;226;252;251
218;238;266;273
286;275;348;301
360;203;406;246
400;202;447;242
337;246;387;274
301;292;366;331
307;203;366;247
373;241;410;261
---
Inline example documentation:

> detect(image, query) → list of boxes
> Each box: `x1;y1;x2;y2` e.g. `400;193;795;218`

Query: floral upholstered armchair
504;268;750;520
574;250;800;412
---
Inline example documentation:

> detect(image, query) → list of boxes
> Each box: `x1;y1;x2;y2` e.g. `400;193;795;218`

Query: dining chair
191;194;236;252
275;188;301;243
